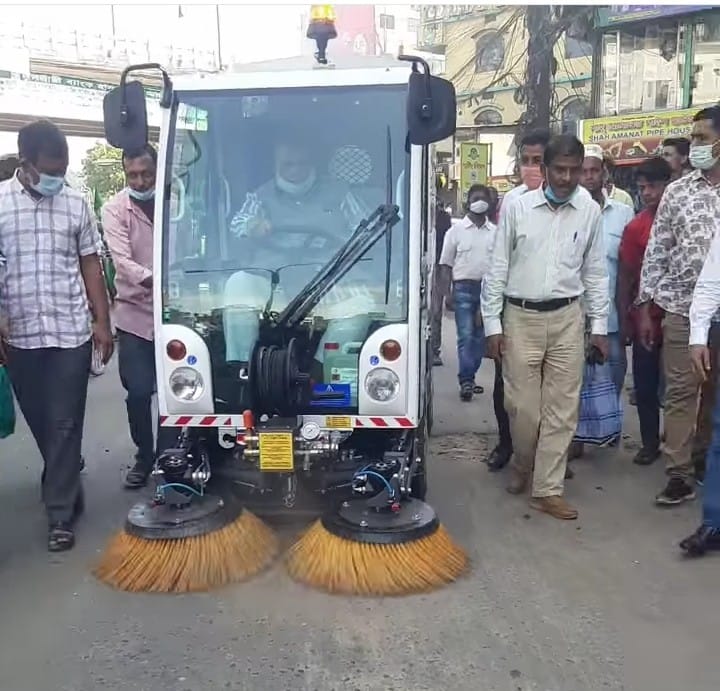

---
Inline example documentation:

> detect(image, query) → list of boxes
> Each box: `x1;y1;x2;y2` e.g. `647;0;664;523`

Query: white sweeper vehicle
100;17;457;549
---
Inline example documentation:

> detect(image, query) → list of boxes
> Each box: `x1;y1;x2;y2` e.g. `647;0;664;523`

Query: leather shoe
506;468;529;495
529;495;578;520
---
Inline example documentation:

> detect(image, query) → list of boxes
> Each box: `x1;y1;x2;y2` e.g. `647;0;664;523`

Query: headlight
169;367;204;401
364;368;400;402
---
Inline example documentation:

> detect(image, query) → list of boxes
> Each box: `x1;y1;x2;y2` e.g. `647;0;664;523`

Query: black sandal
48;523;75;552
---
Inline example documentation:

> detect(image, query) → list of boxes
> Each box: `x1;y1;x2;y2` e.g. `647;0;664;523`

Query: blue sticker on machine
310;383;351;407
370;355;380;366
187;355;197;365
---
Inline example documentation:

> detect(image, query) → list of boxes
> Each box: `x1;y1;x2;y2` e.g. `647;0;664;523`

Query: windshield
162;85;409;372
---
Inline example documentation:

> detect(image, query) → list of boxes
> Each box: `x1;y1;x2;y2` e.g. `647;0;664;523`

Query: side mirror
103;63;173;151
400;55;456;146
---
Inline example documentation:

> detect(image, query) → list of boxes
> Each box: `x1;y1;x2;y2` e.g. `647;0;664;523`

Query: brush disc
320;498;439;544
125;493;243;541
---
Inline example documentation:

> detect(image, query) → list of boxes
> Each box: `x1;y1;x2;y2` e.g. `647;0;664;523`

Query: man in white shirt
439;184;496;401
497;130;549;227
482;134;609;520
684;227;720;555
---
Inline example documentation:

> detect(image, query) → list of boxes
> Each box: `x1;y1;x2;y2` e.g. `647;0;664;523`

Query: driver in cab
229;134;368;244
223;134;376;365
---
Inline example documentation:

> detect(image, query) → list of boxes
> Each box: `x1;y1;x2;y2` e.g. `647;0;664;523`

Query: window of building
689;12;720;107
379;14;395;30
407;17;419;34
475;32;504;73
599;19;683;116
560;99;589;133
473;108;502;126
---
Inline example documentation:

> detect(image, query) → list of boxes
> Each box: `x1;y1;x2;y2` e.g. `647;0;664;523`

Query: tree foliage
81;143;125;203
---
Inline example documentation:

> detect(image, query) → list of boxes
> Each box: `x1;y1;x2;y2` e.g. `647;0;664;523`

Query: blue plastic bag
0;365;15;439
573;362;622;446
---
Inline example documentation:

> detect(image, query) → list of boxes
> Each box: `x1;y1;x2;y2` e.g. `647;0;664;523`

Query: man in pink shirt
102;145;176;488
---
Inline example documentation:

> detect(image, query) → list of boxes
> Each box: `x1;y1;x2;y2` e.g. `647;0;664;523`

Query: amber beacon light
307;5;337;65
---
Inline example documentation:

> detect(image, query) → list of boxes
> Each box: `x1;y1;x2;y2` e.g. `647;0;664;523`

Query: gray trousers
6;341;91;524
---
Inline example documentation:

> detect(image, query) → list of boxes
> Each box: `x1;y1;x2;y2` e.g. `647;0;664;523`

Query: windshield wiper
274;127;400;330
274;202;400;329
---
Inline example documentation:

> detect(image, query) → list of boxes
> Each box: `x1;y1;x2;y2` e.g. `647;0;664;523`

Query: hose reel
249;337;311;416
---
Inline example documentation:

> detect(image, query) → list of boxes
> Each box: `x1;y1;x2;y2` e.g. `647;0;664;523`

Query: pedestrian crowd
434;105;720;554
2;106;720;558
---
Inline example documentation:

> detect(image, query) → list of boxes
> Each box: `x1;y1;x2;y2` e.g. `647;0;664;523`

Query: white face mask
469;199;488;214
275;169;317;197
689;144;718;171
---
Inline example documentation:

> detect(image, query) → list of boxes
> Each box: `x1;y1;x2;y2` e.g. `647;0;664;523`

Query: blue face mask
32;173;65;197
128;187;155;202
544;185;573;205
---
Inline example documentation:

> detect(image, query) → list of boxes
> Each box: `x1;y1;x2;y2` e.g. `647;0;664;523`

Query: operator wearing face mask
229;134;368;247
0;119;112;552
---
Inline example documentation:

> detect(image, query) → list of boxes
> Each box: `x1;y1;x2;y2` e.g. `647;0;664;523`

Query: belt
507;296;579;312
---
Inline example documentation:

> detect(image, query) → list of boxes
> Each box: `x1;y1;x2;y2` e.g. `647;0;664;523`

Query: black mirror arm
399;54;433;121
118;63;174;120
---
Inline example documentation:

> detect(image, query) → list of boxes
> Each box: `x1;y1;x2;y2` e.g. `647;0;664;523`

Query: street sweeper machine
94;10;468;596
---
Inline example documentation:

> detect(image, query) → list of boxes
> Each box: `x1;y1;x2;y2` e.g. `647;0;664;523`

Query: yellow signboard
459;143;490;195
581;108;695;163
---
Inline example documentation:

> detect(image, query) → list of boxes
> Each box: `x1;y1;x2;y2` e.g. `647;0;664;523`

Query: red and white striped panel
353;416;416;428
160;415;245;427
160;415;417;429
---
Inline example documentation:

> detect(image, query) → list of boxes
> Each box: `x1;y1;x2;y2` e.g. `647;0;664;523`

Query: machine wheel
410;417;428;500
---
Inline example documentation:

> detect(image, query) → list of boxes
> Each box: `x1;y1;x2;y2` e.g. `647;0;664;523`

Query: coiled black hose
251;338;310;416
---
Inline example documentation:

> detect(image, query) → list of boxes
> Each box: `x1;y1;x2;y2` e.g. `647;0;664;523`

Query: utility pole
518;6;592;142
523;6;554;135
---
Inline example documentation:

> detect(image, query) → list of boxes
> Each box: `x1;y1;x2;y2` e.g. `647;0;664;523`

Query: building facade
417;5;592;206
584;5;720;164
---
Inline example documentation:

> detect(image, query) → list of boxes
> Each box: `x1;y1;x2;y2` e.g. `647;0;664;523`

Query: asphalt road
0;317;717;691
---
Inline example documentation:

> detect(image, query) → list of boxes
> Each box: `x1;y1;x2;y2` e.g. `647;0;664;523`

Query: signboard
0;70;161;127
489;175;513;195
596;6;710;28
332;5;377;57
459;143;490;195
580;108;695;164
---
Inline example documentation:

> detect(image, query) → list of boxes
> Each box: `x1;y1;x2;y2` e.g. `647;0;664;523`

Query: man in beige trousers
482;134;609;520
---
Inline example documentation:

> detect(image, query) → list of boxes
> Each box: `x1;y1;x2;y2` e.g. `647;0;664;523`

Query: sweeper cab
100;29;457;560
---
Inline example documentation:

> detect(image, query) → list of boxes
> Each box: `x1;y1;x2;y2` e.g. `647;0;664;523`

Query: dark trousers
430;269;444;356
493;359;512;450
453;280;485;385
703;387;720;527
6;341;91;524
632;342;661;452
117;329;177;468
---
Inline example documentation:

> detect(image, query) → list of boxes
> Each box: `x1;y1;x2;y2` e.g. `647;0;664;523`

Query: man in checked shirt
0;120;113;552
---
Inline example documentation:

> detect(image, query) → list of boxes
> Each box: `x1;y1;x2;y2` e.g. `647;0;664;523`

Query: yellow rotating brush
94;491;278;593
286;497;468;596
